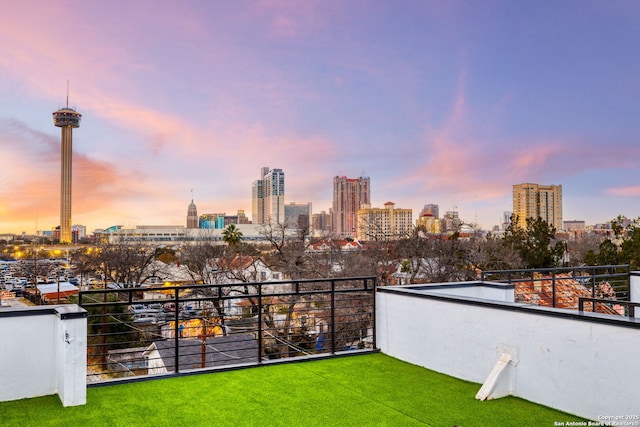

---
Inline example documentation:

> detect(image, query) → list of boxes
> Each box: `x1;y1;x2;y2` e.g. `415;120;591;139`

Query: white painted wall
407;282;514;302
0;305;87;406
377;286;640;421
630;271;640;318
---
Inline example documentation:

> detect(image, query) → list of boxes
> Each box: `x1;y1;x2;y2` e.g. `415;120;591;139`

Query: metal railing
481;265;630;309
578;297;640;318
78;276;376;383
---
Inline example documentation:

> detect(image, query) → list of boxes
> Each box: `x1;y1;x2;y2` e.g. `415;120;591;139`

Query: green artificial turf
1;353;585;426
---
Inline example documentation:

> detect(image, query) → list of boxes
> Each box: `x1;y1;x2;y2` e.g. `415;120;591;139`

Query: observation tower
53;97;81;244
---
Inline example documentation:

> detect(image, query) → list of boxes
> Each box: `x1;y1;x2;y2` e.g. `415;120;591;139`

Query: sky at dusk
1;0;639;235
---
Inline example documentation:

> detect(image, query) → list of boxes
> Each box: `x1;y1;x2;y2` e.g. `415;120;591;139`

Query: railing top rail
481;265;630;277
578;297;640;308
80;276;377;293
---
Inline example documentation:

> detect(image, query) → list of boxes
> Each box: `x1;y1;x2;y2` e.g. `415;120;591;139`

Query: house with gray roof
143;333;259;374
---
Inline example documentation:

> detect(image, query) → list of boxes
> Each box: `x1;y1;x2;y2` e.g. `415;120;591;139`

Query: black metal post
258;282;263;364
371;277;377;349
330;279;336;354
173;288;180;373
552;270;556;308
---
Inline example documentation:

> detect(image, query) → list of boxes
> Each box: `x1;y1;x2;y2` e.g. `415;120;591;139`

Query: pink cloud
254;0;341;39
508;143;563;177
607;186;640;197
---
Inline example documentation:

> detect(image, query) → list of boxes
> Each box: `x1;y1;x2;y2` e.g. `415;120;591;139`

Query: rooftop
0;353;584;426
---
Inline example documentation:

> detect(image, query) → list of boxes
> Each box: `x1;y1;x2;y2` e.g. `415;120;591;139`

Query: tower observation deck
53;106;81;244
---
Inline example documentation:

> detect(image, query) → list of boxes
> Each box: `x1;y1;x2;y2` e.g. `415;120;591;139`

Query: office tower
71;224;87;241
252;167;285;225
357;202;413;241
53;99;81;244
312;211;331;233
252;172;264;224
443;210;462;232
187;198;198;228
284;202;312;230
512;183;563;230
332;175;370;237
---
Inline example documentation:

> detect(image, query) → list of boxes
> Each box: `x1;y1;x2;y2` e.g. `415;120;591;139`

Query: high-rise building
357;202;413;241
72;224;87;241
284;202;312;230
312;211;331;233
252;174;264;225
332;175;370;237
512;183;563;230
187;198;198;228
53;99;81;244
252;167;285;225
443;210;462;232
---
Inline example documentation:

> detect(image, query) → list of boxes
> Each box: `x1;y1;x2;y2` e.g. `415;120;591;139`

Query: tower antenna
66;81;69;108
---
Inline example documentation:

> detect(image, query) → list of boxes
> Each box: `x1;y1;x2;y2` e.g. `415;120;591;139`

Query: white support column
55;305;87;406
630;272;640;318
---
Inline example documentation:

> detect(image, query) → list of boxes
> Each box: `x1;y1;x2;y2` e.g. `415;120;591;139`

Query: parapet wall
376;282;640;421
0;305;87;406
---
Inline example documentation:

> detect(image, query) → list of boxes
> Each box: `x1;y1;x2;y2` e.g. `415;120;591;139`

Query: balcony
1;272;639;424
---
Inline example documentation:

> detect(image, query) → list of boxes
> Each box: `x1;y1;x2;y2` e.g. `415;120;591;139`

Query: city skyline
1;1;639;234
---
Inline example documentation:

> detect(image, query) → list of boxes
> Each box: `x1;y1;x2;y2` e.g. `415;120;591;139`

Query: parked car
133;312;157;324
180;308;203;319
128;304;148;315
10;288;26;297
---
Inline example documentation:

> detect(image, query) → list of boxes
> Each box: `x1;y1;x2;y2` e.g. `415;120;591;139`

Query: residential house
143;333;259;374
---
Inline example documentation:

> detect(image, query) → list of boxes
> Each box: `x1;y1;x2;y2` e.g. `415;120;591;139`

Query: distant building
200;213;225;229
332;175;370;237
312;211;331;234
252;167;285;225
236;210;250;224
563;220;585;232
284;202;312;230
186;199;198;228
416;213;441;234
95;224;274;244
512;183;563;230
502;211;512;231
443;210;462;233
200;211;249;229
419;204;439;219
357;202;413;241
72;224;86;241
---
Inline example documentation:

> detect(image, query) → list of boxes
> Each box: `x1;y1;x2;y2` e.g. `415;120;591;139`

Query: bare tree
259;221;321;280
565;232;604;266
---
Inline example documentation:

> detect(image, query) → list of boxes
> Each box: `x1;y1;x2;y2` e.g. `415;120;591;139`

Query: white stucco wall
0;305;87;406
406;281;514;302
630;272;640;318
376;287;640;421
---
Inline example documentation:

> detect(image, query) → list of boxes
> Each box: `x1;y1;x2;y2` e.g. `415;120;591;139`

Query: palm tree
222;224;243;246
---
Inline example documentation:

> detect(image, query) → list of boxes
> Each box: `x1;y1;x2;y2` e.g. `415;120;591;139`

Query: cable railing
78;276;376;383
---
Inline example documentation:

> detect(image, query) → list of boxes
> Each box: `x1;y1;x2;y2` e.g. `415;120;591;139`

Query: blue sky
1;0;639;234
